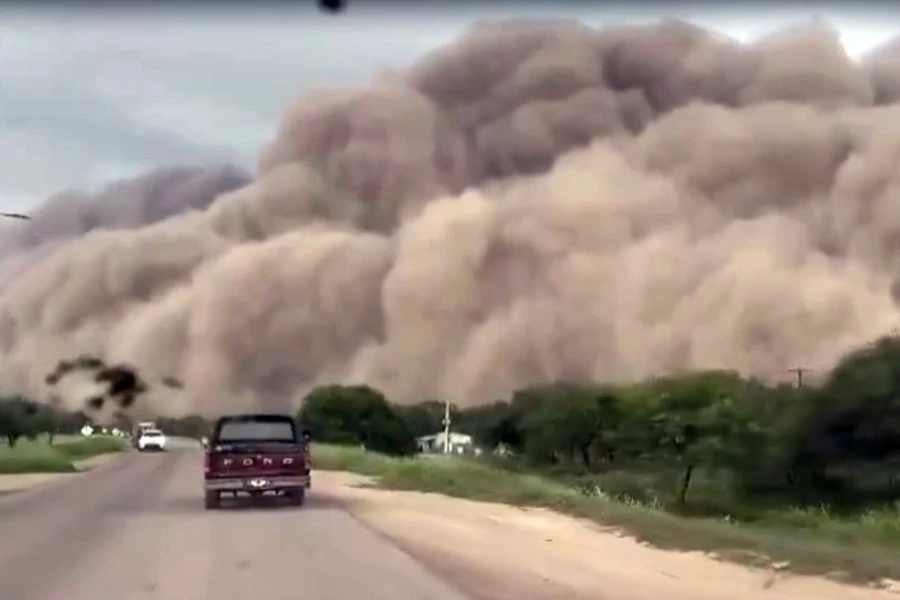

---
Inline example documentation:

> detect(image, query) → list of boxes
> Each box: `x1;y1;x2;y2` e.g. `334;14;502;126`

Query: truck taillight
203;452;211;475
302;445;311;470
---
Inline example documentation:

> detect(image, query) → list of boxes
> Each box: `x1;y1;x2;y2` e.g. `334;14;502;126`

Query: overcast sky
0;2;896;213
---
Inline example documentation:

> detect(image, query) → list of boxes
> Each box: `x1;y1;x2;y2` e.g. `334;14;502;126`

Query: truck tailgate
206;444;308;478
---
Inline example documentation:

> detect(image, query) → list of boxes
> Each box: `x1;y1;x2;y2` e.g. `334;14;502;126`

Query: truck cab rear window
216;420;296;443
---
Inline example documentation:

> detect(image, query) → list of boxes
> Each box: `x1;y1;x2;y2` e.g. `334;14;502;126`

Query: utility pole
787;367;809;388
441;400;451;454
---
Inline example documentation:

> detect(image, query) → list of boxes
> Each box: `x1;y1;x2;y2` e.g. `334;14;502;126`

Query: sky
0;1;897;214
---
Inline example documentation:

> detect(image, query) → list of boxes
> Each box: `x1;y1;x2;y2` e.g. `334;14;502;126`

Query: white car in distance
137;429;168;452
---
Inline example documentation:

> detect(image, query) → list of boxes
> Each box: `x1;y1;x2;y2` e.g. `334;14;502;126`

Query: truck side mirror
200;436;209;448
301;428;312;442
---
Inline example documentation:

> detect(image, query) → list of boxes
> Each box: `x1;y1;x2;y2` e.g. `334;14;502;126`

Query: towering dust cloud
0;165;250;255
3;17;900;418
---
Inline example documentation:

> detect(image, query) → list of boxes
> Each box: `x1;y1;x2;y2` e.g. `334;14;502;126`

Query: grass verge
312;443;900;586
0;436;127;475
54;436;128;460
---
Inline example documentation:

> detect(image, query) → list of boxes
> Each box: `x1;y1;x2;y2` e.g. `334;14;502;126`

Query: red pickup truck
203;413;312;510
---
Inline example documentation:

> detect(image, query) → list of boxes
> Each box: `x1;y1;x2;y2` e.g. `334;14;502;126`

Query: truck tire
285;488;305;507
204;491;221;510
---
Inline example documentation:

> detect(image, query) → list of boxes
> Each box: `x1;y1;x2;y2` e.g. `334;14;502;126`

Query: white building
416;431;475;455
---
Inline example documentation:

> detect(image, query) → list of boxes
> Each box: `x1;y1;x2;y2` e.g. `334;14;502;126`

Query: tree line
297;335;900;513
0;400;213;447
0;398;88;446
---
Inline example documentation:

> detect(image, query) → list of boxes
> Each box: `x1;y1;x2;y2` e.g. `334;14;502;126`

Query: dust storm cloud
0;165;250;255
3;17;900;418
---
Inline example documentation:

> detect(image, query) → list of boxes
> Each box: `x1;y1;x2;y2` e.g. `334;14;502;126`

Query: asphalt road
0;447;472;600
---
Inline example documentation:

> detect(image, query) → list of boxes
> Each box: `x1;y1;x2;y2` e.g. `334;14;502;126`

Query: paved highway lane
0;448;471;600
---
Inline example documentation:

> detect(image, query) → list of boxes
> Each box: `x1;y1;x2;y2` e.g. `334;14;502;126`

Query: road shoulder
316;470;900;600
0;453;123;495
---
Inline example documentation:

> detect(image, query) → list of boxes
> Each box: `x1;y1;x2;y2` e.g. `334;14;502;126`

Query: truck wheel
204;491;220;510
286;488;305;507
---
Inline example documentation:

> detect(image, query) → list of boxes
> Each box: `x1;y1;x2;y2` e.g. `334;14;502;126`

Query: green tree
782;336;900;506
396;401;445;438
31;404;61;444
298;385;416;456
490;385;555;454
639;371;755;506
520;383;624;469
453;401;513;451
0;396;39;447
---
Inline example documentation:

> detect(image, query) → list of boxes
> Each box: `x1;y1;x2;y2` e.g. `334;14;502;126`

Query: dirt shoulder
0;453;121;495
316;471;900;600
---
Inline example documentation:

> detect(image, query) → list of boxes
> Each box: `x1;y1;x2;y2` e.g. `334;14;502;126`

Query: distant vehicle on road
132;421;157;448
203;413;312;510
136;429;167;452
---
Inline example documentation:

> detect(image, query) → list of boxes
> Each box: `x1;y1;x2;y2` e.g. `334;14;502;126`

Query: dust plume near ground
3;17;900;417
43;356;186;424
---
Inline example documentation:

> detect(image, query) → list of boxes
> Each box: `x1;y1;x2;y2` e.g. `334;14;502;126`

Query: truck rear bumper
205;475;310;492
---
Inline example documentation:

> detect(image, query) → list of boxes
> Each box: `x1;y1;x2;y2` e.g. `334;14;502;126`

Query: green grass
0;435;127;475
53;436;128;460
312;443;900;586
0;439;76;474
